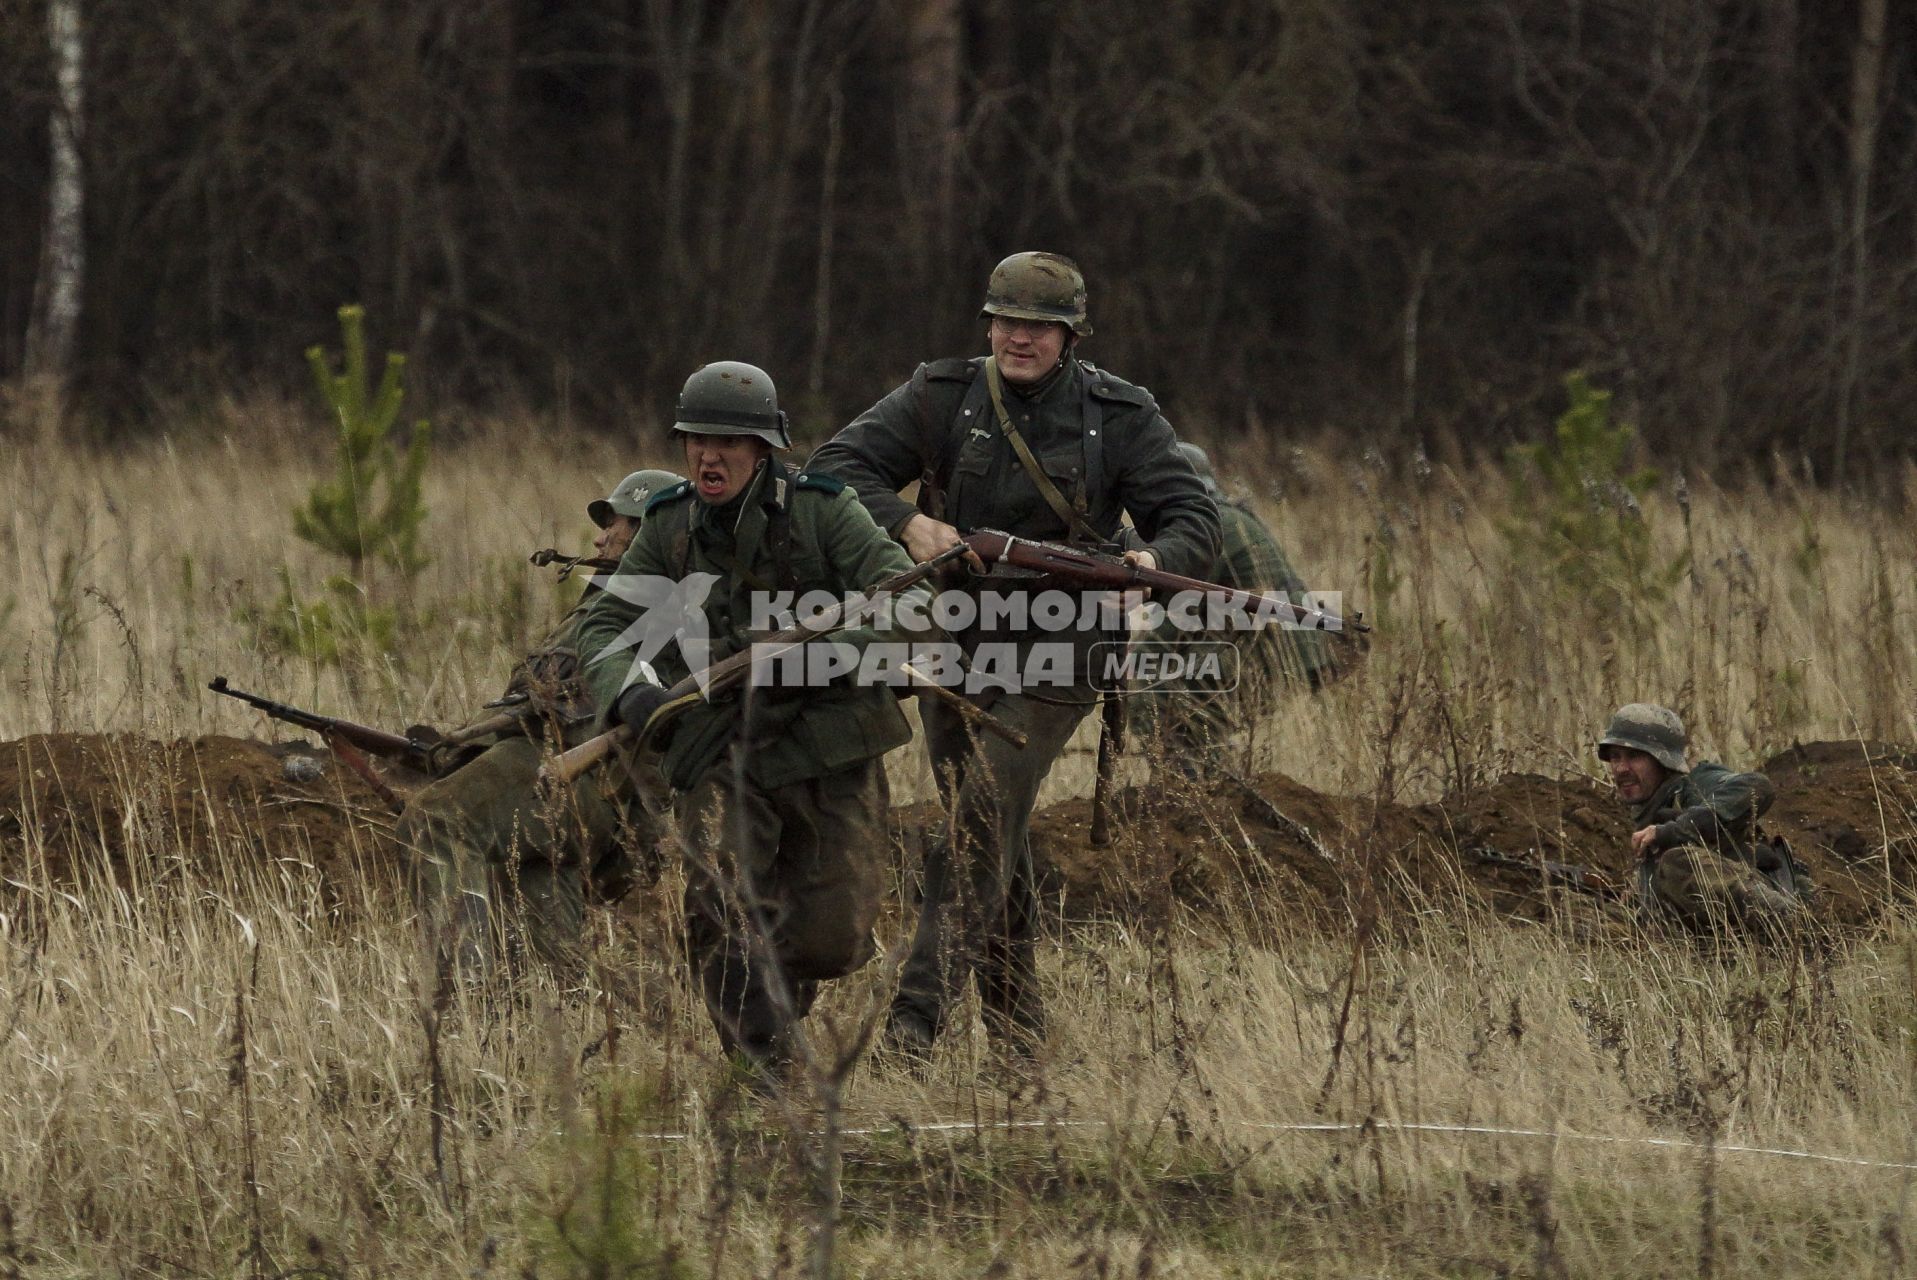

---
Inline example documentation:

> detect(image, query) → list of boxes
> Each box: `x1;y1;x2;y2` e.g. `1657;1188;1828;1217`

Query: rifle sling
983;357;1105;546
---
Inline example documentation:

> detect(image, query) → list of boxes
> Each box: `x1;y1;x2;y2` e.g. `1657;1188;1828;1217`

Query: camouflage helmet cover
981;251;1093;337
671;360;791;448
588;468;686;528
1175;441;1223;499
1597;703;1689;773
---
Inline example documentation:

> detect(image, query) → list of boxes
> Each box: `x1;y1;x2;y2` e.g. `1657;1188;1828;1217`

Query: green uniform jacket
577;461;920;792
806;355;1220;580
1633;762;1775;862
1179;499;1333;688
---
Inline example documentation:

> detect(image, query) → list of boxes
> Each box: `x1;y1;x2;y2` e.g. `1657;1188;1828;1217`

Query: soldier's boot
697;940;818;1097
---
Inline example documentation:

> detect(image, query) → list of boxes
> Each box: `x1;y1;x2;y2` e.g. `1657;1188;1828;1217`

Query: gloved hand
614;682;673;731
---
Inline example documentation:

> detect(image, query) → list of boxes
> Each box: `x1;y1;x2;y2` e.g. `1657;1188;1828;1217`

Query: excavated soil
0;734;404;912
1018;739;1917;933
3;733;1915;932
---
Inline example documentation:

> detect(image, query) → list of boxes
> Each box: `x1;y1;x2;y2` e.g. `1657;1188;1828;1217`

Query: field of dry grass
1;407;1915;1276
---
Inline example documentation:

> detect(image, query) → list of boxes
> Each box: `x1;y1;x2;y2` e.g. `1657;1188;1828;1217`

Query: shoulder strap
984;356;1104;544
664;503;693;579
913;362;976;522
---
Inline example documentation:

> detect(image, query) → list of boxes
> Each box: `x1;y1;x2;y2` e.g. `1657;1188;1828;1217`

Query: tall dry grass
4;821;1914;1276
0;417;1914;1275
4;417;1915;797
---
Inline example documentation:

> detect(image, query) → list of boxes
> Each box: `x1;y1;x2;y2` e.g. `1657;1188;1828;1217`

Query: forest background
4;5;1917;1276
2;0;1912;479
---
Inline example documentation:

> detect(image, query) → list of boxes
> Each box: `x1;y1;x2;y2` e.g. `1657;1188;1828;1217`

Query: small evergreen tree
1502;372;1686;624
295;304;431;578
241;306;429;666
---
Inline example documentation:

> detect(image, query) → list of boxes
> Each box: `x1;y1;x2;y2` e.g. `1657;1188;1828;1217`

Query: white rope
635;1115;1917;1173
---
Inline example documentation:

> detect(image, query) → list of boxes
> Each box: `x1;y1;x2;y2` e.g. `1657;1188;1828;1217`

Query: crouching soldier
1133;441;1338;777
403;470;682;984
577;361;934;1089
1597;703;1809;935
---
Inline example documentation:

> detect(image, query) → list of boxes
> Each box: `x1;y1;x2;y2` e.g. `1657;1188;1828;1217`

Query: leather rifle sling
984;356;1105;545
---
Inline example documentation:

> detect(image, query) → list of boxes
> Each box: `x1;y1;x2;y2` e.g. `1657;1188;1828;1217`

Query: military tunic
576;460;925;1069
401;590;664;984
1631;762;1805;931
808;354;1220;1053
1132;498;1334;772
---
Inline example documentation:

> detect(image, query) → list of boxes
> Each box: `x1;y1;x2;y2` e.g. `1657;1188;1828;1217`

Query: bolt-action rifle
1467;847;1629;901
960;529;1368;635
208;678;524;811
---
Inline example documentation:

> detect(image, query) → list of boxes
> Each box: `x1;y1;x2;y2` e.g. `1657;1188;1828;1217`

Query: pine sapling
295;304;431;580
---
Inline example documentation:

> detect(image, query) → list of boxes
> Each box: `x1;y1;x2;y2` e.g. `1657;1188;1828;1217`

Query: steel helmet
981;251;1093;337
588;469;686;528
1596;703;1689;773
1175;441;1223;500
671;361;791;448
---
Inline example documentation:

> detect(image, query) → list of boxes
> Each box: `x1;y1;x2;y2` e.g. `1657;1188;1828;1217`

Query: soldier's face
683;432;771;505
1601;746;1668;804
989;316;1070;386
594;514;640;561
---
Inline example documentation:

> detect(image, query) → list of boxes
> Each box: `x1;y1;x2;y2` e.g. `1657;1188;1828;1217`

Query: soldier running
1597;703;1809;935
808;251;1220;1059
577;361;934;1089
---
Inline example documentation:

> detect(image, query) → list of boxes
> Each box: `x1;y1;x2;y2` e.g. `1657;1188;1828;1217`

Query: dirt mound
1758;740;1917;921
0;733;403;910
6;734;1914;933
1018;744;1917;932
1024;771;1632;934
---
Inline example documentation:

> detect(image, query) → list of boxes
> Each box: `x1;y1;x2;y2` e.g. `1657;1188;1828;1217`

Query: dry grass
1;414;1915;1276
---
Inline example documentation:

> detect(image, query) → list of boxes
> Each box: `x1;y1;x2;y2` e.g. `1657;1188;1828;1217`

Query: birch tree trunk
24;0;83;385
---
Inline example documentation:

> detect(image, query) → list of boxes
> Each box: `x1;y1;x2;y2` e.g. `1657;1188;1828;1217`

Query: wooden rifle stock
540;542;973;787
960;529;1367;635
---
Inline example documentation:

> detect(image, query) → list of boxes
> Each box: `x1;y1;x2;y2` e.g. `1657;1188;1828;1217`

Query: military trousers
675;759;887;1069
893;687;1095;1050
1640;844;1804;935
401;735;644;983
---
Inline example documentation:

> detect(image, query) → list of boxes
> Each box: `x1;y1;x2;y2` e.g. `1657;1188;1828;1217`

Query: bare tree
23;0;82;387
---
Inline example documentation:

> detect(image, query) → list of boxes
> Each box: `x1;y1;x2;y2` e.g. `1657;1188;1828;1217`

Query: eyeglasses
989;316;1060;338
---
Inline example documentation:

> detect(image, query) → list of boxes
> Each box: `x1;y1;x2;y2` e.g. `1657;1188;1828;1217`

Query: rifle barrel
208;678;424;760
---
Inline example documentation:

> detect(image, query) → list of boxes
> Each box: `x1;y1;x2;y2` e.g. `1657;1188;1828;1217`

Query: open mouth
698;468;728;497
